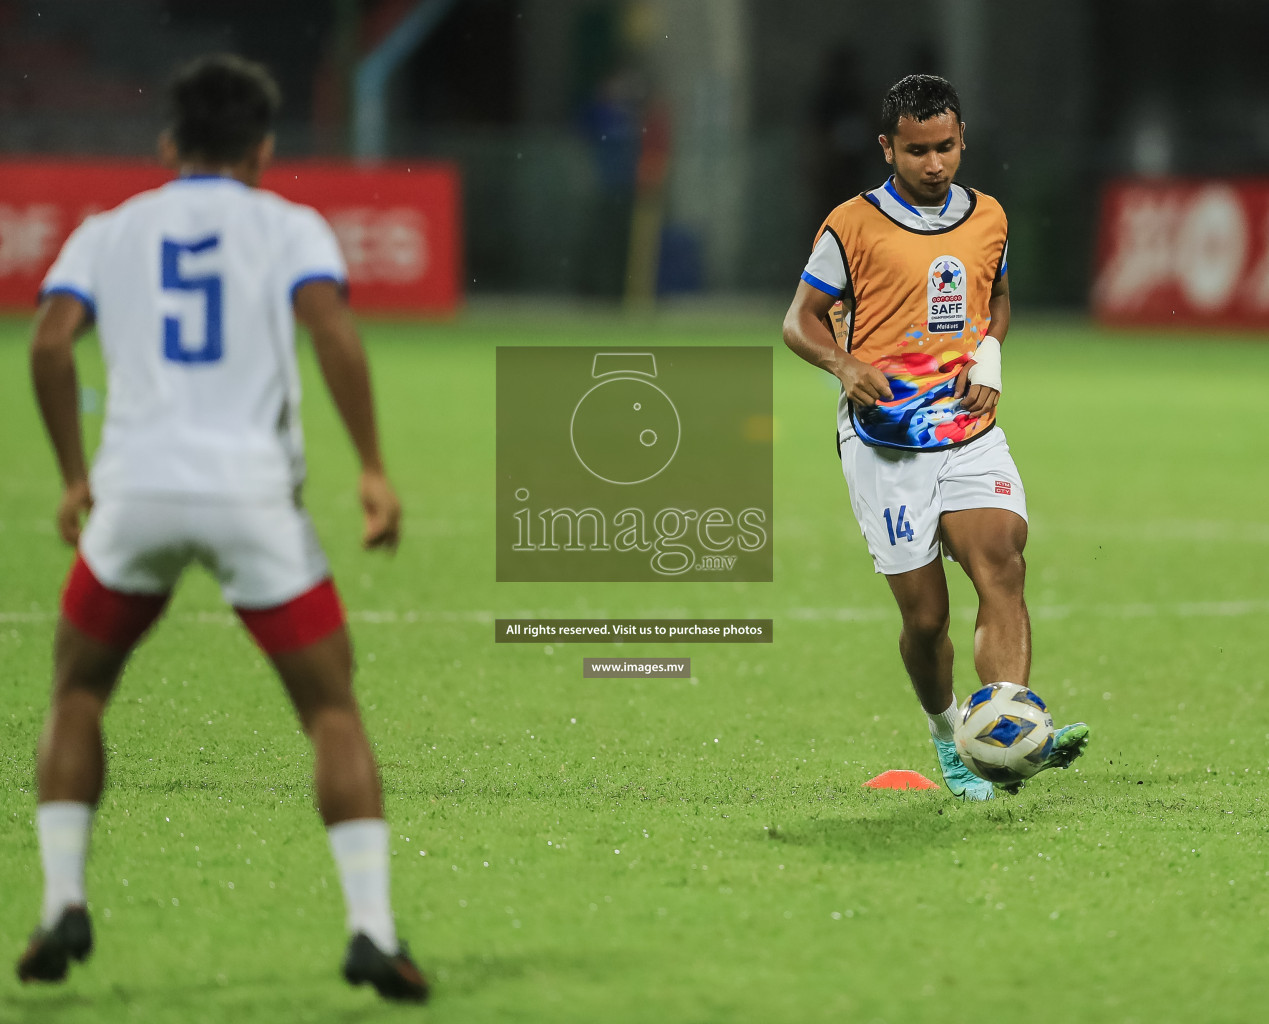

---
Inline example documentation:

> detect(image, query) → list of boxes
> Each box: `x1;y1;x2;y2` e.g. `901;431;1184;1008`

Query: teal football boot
1042;722;1091;770
997;721;1092;794
933;737;995;801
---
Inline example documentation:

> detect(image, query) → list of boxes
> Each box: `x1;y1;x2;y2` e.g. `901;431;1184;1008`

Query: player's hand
57;478;93;547
953;364;999;416
837;355;893;407
359;468;401;551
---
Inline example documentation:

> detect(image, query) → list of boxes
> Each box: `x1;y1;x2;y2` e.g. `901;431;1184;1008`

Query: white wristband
967;336;1002;393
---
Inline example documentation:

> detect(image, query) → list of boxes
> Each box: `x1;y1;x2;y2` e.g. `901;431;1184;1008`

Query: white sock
37;801;93;929
927;698;959;743
327;818;398;954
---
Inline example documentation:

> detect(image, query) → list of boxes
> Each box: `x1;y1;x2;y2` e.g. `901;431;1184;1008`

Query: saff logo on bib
927;255;966;333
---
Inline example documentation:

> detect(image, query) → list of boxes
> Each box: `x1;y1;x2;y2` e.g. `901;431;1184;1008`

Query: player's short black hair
880;75;961;137
168;54;281;163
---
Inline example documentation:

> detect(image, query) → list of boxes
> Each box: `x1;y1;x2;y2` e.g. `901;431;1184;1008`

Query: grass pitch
2;309;1267;1024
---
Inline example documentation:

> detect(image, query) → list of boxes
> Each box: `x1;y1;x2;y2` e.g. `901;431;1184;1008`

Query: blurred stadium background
3;0;1269;314
4;5;1269;1022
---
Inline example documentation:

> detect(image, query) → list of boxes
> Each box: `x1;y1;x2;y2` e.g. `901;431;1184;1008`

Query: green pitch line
2;312;1268;1023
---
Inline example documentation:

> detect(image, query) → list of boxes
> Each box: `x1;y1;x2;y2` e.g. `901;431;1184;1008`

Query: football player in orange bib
782;75;1089;800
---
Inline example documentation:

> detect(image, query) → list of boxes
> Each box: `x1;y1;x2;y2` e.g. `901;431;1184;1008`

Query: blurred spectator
808;44;872;217
577;60;649;297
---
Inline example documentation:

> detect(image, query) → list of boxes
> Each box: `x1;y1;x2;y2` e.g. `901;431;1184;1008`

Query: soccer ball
954;682;1054;785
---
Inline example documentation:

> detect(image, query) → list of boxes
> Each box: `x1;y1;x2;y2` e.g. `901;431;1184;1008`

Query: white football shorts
78;495;331;609
839;427;1028;576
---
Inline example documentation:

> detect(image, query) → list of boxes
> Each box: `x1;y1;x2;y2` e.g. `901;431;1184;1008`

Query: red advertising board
0;160;461;314
1093;179;1269;328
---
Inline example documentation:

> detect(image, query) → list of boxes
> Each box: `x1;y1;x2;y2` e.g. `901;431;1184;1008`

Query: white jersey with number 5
40;174;347;501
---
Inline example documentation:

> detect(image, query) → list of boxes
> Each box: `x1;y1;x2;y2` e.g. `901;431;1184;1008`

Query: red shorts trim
61;554;169;649
236;579;345;655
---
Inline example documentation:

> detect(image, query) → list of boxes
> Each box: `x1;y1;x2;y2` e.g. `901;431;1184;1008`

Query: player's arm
30;293;93;545
987;268;1011;344
293;280;401;551
957;271;1009;416
782;281;892;406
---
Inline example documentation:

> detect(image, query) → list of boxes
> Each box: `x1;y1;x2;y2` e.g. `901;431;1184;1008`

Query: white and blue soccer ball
955;682;1054;785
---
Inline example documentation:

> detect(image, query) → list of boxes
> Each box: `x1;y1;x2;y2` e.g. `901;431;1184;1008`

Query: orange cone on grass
863;770;940;790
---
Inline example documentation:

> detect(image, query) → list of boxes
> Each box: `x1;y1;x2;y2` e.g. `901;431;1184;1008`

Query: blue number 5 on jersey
162;235;223;363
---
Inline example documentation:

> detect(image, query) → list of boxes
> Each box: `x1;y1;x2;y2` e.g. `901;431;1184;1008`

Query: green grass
2;309;1268;1024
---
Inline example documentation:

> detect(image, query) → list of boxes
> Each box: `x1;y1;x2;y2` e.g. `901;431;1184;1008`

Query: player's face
879;111;965;205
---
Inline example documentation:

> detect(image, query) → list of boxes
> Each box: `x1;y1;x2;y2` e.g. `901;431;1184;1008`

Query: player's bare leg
19;618;138;983
37;619;132;804
271;627;382;824
939;508;1030;685
940;507;1090;775
269;626;428;1002
885;559;992;800
885;557;954;714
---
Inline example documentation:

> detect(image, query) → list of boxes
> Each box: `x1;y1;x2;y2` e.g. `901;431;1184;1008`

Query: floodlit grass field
2;308;1267;1024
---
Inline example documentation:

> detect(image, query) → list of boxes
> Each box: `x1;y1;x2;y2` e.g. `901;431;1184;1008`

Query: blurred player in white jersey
17;55;427;1001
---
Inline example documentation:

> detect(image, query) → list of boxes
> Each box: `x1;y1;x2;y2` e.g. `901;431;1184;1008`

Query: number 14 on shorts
883;506;915;545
